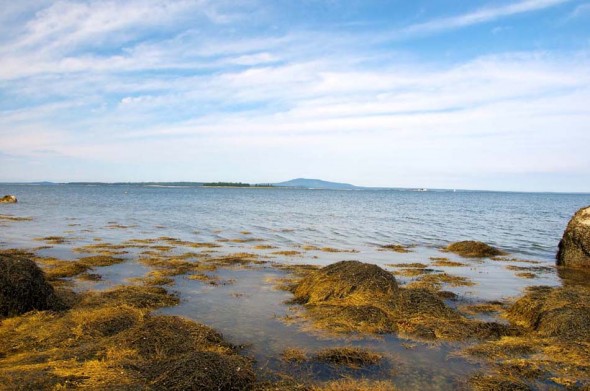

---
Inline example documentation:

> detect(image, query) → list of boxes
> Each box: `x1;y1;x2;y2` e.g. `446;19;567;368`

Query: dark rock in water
0;251;62;317
0;195;17;203
557;206;590;269
444;240;506;258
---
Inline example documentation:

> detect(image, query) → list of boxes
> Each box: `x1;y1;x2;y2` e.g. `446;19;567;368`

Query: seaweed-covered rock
396;288;458;319
507;285;590;341
0;195;17;203
293;260;399;306
291;261;513;341
557;206;590;269
0;251;62;316
444;241;506;258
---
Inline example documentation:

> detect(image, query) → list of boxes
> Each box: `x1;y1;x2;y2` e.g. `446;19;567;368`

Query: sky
0;0;589;192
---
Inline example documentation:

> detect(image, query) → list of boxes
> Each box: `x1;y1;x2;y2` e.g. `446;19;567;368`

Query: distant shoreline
1;181;589;194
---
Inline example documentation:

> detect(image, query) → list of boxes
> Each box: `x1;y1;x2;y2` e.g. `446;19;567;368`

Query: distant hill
273;178;358;190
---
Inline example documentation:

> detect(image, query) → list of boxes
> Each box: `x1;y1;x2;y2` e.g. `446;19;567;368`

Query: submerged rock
0;195;17;203
444;241;506;258
557;206;590;269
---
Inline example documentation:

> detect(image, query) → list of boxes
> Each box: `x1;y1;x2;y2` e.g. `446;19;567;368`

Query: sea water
1;184;589;388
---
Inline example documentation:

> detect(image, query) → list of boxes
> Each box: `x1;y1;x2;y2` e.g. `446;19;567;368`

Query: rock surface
0;195;17;203
557;206;590;269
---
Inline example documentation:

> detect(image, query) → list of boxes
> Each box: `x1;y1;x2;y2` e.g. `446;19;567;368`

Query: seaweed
443;241;506;258
380;244;413;253
313;347;383;368
289;261;510;341
0;251;64;316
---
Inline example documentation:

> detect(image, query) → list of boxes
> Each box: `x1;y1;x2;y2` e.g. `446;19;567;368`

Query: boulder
557;206;590;269
0;251;62;316
507;285;590;341
0;195;17;203
293;260;400;306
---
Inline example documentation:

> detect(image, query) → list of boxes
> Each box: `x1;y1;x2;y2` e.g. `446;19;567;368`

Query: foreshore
1;211;589;390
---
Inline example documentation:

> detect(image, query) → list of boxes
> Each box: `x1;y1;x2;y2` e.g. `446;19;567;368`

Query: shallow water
159;266;476;389
1;184;587;259
1;184;589;388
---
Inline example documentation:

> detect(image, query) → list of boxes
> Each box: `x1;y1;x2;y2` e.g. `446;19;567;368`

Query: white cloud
400;0;572;36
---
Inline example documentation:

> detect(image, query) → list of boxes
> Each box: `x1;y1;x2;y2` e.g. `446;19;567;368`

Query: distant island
203;182;273;188
3;179;450;192
203;182;250;187
273;178;359;190
202;178;357;189
33;178;361;190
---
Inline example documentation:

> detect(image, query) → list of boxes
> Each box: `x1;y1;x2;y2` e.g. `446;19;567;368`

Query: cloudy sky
1;0;589;191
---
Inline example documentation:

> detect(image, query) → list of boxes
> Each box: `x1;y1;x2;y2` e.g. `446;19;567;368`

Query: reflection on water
160;267;475;390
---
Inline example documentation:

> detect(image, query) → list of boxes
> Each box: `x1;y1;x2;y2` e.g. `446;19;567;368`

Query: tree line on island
202;182;273;187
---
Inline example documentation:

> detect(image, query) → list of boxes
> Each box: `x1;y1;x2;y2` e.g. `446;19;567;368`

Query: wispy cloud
568;2;590;18
401;0;573;36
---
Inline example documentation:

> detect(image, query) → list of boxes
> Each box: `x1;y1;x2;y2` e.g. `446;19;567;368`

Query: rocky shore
0;207;589;390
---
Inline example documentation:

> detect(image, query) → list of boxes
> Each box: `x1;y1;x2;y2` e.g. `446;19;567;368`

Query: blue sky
1;0;589;191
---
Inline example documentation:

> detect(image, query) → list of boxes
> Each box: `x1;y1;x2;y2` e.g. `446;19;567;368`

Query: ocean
1;184;589;389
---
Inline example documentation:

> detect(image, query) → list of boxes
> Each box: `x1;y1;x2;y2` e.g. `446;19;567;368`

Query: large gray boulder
0;195;17;203
557;206;590;269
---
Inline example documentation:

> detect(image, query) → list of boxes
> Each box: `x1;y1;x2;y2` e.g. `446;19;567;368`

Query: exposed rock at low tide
507;285;590;341
444;240;506;258
0;251;62;317
0;195;17;203
291;260;514;341
557;206;590;269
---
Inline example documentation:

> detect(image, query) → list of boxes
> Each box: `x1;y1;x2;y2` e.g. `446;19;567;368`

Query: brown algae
288;261;511;341
444;241;506;258
313;347;383;368
0;251;256;390
379;244;413;253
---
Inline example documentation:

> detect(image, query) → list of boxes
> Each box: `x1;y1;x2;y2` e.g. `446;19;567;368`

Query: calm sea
1;184;588;261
